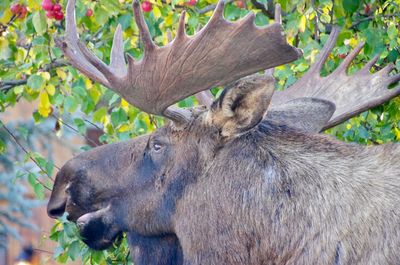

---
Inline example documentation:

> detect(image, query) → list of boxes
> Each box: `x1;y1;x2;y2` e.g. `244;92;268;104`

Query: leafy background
0;0;399;263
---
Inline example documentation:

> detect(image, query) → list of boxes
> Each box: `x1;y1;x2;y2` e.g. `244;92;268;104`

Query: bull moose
47;0;400;264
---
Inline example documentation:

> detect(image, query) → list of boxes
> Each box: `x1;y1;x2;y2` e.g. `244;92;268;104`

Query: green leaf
93;107;108;123
64;96;79;113
68;240;81;261
111;108;128;128
27;74;45;90
342;0;360;14
0;138;6;154
32;11;47;35
34;183;45;200
27;173;37;187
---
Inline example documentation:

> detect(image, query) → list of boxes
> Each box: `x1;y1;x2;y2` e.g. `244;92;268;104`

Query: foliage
0;0;399;263
0;120;58;249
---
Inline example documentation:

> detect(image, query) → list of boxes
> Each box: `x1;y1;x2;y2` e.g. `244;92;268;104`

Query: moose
47;0;400;264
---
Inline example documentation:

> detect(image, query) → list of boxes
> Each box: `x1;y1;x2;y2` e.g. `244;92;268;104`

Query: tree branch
350;13;398;29
250;0;274;18
0;122;55;182
0;59;68;93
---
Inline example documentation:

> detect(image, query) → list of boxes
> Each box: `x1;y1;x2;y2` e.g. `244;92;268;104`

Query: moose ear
207;75;275;138
266;98;336;132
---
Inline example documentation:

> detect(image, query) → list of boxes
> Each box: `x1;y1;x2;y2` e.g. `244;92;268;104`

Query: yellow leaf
40;71;51;81
165;13;174;27
38;91;52;117
346;124;352;130
46;84;56;96
0;9;12;24
27;0;40;10
395;128;400;141
121;98;130;107
0;39;11;60
153;6;162;18
85;79;93;89
89;87;101;104
16;49;26;63
118;124;131;132
299;15;306;33
56;69;67;80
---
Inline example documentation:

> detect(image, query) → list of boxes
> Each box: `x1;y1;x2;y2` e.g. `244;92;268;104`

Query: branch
0;59;68;93
198;0;234;14
350;13;398;29
51;114;100;147
250;0;274;18
0;122;55;182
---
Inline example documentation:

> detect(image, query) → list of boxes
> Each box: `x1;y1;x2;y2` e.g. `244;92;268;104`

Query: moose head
48;0;400;263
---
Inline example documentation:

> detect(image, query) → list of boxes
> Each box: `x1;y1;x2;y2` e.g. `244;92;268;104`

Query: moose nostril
47;199;67;219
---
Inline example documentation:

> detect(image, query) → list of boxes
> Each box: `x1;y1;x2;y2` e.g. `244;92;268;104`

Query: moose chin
75;208;123;250
47;0;400;264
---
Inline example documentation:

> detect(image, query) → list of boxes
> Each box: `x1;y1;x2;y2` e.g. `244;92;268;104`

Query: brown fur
47;81;400;265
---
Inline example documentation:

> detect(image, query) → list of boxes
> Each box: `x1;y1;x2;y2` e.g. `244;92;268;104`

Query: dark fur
48;83;400;264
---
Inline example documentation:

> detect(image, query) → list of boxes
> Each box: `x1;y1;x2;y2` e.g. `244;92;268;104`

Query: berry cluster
42;0;64;21
10;3;28;19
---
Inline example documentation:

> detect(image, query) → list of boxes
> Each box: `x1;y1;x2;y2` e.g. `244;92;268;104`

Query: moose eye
152;142;163;152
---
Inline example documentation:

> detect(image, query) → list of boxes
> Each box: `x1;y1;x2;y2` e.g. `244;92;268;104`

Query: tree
0;0;399;263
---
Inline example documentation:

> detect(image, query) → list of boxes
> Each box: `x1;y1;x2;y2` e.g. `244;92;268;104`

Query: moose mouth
74;207;123;250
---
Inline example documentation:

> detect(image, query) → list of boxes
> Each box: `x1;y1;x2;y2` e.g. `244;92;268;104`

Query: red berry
85;8;93;17
54;11;64;20
187;0;197;6
42;0;54;11
236;0;245;8
19;5;27;18
141;1;152;12
10;4;22;14
46;10;55;18
53;3;62;12
338;53;347;59
364;4;370;14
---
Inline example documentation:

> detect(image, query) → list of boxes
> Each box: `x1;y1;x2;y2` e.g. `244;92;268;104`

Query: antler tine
132;0;156;52
360;54;379;73
334;42;364;74
56;0;110;87
272;26;400;131
175;11;187;41
208;0;226;25
274;3;282;24
59;0;128;88
110;25;127;76
308;26;341;75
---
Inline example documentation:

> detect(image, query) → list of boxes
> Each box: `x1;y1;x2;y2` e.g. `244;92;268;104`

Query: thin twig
198;0;234;14
0;14;18;36
350;13;398;29
250;0;274;18
148;114;159;129
83;118;102;130
51;114;100;147
1;122;55;181
23;43;33;62
33;248;54;255
23;169;53;191
0;59;68;93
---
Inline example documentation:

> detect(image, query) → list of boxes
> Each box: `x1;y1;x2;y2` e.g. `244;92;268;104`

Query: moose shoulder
47;0;400;264
48;76;400;264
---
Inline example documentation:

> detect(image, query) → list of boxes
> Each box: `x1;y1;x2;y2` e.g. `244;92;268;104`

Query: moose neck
173;120;399;263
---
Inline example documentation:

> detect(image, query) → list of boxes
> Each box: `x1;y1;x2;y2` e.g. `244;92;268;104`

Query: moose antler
56;0;301;121
271;26;400;130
